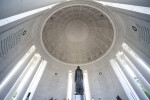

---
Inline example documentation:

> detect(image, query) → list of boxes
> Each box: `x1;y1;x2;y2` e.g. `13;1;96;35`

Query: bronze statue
75;66;84;95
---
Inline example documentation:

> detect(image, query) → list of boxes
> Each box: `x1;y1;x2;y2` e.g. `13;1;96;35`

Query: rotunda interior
0;0;150;100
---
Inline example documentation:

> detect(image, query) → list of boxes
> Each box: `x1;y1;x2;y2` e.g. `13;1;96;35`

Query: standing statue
75;66;84;95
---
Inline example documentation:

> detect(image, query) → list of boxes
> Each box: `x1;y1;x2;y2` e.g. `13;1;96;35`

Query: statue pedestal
73;95;86;100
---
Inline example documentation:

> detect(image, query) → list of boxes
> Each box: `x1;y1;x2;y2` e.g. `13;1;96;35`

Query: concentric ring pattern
42;5;114;64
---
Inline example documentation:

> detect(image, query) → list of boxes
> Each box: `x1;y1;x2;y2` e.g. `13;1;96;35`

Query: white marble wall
0;13;40;100
31;60;128;100
0;18;35;82
85;64;128;100
110;6;150;66
0;0;65;19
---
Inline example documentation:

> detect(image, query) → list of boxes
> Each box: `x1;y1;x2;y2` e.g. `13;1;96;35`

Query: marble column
116;52;149;100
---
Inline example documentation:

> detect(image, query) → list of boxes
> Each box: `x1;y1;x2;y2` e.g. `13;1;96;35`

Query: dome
42;5;114;64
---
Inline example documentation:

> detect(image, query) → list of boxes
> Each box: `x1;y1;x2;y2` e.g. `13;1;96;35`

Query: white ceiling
42;5;114;64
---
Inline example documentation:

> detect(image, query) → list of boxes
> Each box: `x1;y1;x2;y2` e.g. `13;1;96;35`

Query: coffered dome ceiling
42;5;114;64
